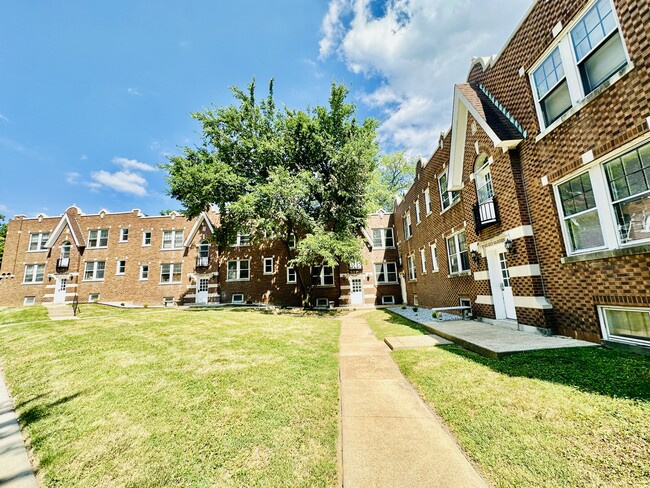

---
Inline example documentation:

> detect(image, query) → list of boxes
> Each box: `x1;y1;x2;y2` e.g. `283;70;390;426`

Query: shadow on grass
17;392;84;427
441;345;650;402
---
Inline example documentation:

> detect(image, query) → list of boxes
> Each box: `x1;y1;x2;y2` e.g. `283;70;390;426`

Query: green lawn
0;305;340;487
0;304;49;325
361;309;429;339
375;315;650;487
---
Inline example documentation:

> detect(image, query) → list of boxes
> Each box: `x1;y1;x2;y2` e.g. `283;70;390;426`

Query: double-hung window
403;212;412;240
88;229;108;248
28;232;49;251
407;255;417;281
531;0;628;130
119;228;129;242
84;261;105;281
23;264;45;283
116;260;126;275
287;267;297;284
439;172;460;211
311;266;334;286
234;233;250;246
227;260;250;281
415;199;421;224
446;231;470;274
375;262;397;284
160;263;182;283
140;264;149;280
419;248;427;274
162;230;183;249
430;243;439;272
424;188;432;215
263;257;274;275
372;228;394;248
556;140;650;254
142;231;152;246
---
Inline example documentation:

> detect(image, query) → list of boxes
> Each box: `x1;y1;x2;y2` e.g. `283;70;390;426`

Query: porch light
470;249;481;265
504;238;515;254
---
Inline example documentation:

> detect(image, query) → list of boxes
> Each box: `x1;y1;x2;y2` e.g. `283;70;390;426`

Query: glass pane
372;229;382;247
560;173;596;216
541;81;572;125
580;32;626;93
605;309;650;340
566;209;604;251
613;192;650;243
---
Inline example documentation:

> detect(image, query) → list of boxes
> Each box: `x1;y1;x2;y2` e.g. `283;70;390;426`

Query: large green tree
367;150;415;212
0;214;6;268
163;80;379;306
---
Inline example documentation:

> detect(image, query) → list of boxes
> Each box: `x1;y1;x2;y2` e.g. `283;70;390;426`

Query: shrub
412;307;418;313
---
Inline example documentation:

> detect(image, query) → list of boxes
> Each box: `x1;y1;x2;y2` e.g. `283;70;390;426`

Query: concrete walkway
0;369;38;488
390;308;596;358
339;311;486;487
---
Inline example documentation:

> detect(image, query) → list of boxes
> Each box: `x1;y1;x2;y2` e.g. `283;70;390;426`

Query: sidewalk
0;368;38;488
339;311;486;487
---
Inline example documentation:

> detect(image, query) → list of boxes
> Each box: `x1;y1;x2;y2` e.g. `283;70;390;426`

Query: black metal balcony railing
473;197;500;232
196;256;209;268
56;257;70;269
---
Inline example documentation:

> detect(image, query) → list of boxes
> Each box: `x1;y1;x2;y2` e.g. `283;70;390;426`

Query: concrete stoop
44;303;77;320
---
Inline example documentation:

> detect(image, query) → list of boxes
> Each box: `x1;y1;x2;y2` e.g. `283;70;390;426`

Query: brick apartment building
394;0;649;351
0;206;401;309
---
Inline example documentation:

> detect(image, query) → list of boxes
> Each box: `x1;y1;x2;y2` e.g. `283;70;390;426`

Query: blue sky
0;0;530;218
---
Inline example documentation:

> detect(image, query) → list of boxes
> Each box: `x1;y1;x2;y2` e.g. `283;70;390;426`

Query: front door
196;278;209;304
350;278;364;305
486;246;517;320
54;277;67;303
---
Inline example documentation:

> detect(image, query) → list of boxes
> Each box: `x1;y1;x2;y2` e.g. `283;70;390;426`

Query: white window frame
439;172;460;211
446;231;470;275
424;188;432;215
529;0;631;134
140;264;149;280
381;295;395;305
287;267;297;284
288;234;296;249
227;259;250;281
263;257;274;275
374;262;398;284
233;233;250;247
372;228;395;249
88;229;109;248
414;199;421;224
231;294;245;304
88;294;100;303
407;255;417;281
160;263;182;284
23;264;45;283
598;305;650;347
430;243;439;273
28;232;49;251
403;212;412;240
84;261;106;281
312;266;334;287
553;138;650;256
162;230;183;250
23;296;36;306
116;259;126;275
119;228;129;242
315;298;329;308
419;248;427;274
142;231;152;246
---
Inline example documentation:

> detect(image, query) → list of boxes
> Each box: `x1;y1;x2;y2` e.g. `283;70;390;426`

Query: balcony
56;257;70;270
196;256;209;268
473;197;500;232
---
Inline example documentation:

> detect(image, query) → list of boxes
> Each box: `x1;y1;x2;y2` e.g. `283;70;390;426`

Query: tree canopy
0;214;6;268
367;150;416;212
163;80;379;305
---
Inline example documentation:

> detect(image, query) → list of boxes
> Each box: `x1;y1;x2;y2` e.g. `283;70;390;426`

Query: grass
0;305;49;325
378;312;650;487
361;310;429;340
0;305;340;487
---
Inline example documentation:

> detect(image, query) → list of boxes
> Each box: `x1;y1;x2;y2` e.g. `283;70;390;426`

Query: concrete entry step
389;307;597;359
384;334;452;350
44;303;78;321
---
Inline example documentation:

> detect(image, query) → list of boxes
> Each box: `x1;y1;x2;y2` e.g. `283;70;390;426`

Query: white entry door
196;278;209;304
486;247;517;320
350;278;364;305
54;277;67;303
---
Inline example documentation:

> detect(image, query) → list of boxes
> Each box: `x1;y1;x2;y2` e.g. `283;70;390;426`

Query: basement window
599;306;650;346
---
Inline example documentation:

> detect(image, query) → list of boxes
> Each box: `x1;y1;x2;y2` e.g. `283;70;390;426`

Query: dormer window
60;241;71;258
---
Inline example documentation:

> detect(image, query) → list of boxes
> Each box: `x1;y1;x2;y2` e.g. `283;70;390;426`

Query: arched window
60;241;71;258
474;154;493;204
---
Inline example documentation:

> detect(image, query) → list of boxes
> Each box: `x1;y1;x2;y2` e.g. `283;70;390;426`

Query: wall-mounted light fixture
504;238;515;254
470;249;481;265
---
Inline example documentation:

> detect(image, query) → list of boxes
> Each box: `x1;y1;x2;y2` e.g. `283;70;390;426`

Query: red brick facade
0;207;401;309
394;0;650;347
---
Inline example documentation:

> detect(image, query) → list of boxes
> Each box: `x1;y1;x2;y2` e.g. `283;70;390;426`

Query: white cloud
90;170;149;196
127;87;142;96
319;0;530;154
113;156;157;172
0;113;9;123
66;172;81;184
0;204;8;212
80;154;88;161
